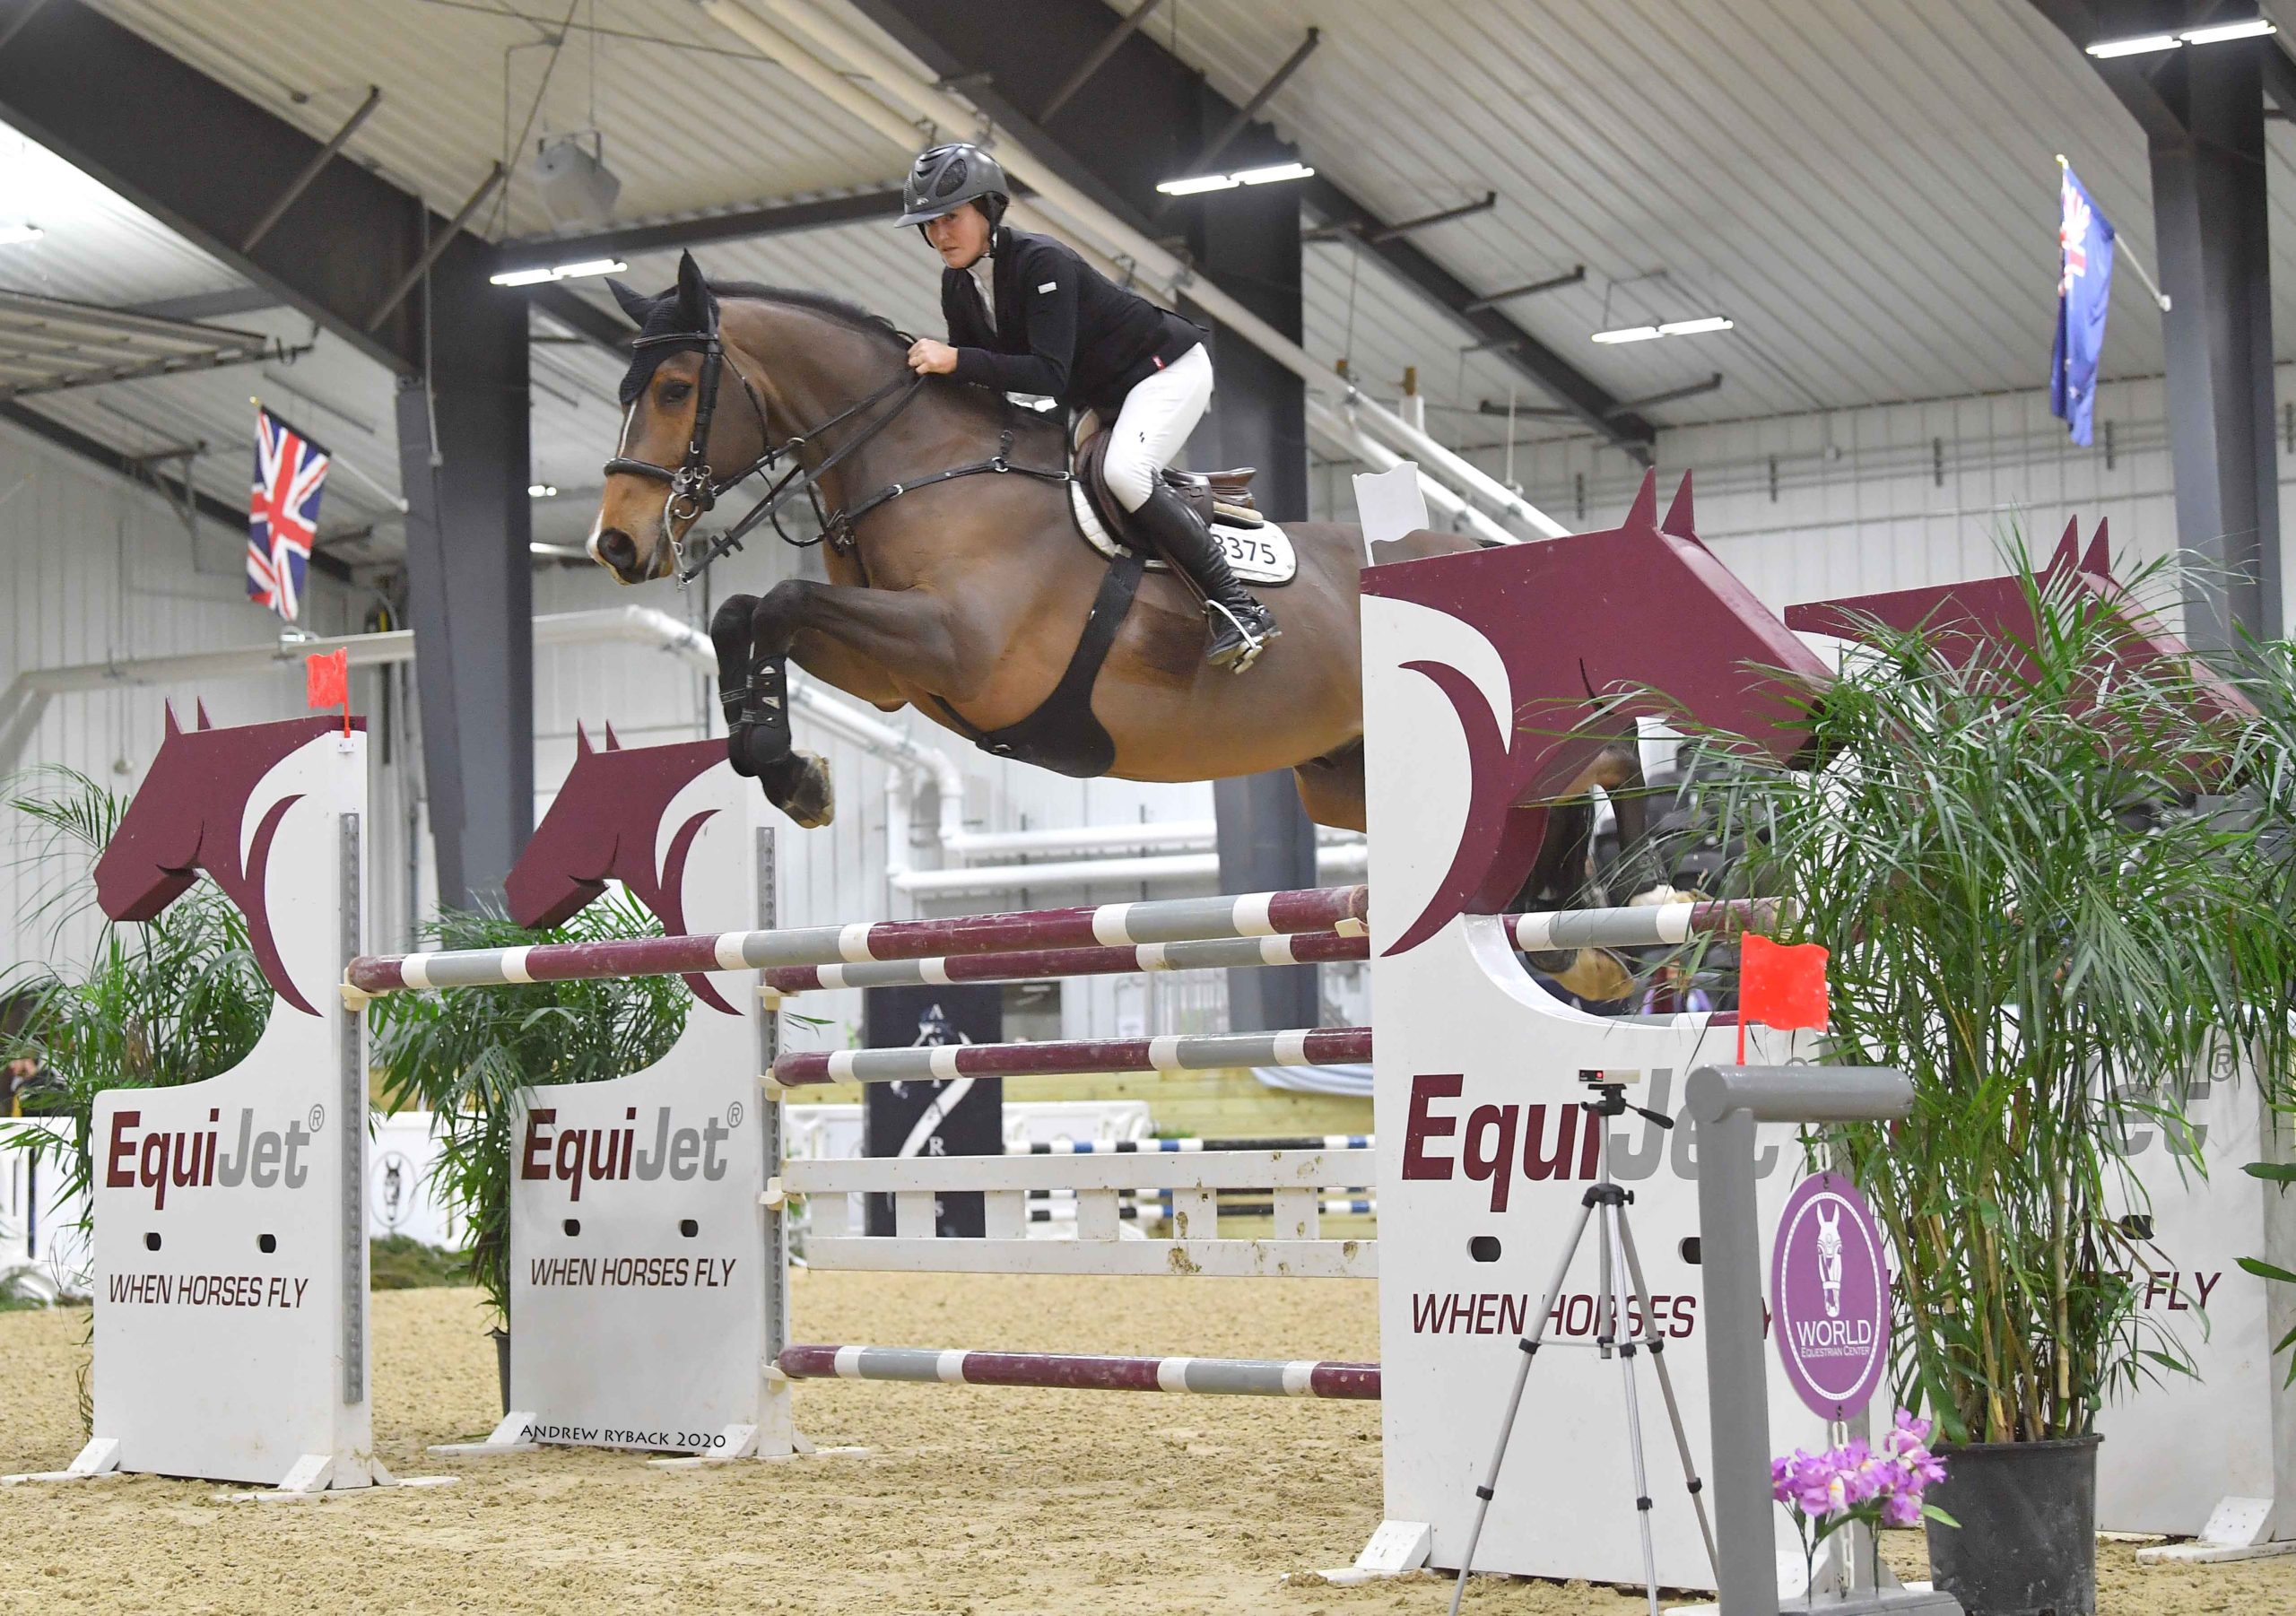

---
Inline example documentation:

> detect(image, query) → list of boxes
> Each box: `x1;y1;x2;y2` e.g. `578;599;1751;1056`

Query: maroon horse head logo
93;706;360;1016
505;724;737;1012
1368;471;1831;957
1785;517;2253;725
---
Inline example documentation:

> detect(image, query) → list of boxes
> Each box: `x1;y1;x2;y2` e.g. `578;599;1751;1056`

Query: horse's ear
164;701;181;737
675;251;714;331
196;699;213;730
575;722;593;758
1622;468;1658;534
2082;518;2110;577
607;279;655;327
2048;516;2080;573
1661;471;1694;537
603;722;621;751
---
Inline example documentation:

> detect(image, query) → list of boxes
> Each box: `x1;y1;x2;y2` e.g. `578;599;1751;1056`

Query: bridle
600;300;1067;584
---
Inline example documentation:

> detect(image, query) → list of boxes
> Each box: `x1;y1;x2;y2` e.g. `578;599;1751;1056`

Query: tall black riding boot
1128;481;1280;672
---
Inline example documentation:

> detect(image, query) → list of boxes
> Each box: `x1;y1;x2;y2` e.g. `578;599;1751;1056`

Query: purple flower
1880;1490;1923;1528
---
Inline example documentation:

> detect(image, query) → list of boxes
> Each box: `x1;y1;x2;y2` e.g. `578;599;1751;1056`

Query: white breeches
1100;343;1213;512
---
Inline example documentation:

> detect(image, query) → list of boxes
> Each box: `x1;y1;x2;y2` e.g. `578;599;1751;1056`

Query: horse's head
93;707;354;1014
505;721;631;928
1566;472;1829;772
1785;517;2254;726
93;700;212;922
1368;472;1832;955
590;252;766;585
506;725;737;1011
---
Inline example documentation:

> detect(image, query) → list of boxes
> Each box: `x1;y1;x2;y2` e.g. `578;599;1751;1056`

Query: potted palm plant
0;769;271;1264
367;894;687;1409
1702;542;2293;1616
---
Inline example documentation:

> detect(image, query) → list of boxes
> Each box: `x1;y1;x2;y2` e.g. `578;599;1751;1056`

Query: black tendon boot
1128;481;1280;671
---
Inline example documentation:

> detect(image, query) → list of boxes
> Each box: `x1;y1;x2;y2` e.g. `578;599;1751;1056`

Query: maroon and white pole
763;928;1369;995
778;1343;1380;1400
771;1026;1372;1088
343;885;1370;999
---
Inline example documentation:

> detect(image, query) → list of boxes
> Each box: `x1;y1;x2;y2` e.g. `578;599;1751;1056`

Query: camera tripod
1448;1078;1719;1616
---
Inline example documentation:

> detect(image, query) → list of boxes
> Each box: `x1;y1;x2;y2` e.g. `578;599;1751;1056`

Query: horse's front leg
724;579;975;827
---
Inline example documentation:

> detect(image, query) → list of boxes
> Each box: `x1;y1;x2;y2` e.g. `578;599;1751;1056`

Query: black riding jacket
943;227;1205;415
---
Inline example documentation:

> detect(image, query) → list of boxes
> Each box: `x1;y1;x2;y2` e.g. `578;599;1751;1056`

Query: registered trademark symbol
308;1105;326;1134
726;1101;744;1129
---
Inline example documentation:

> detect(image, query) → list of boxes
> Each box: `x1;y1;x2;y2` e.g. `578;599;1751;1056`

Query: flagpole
2057;154;2171;312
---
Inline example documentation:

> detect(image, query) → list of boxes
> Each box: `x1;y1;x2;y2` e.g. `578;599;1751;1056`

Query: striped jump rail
762;929;1369;995
761;897;1775;997
1506;896;1779;951
772;1026;1371;1088
341;884;1369;1001
1013;1134;1373;1154
778;1344;1379;1400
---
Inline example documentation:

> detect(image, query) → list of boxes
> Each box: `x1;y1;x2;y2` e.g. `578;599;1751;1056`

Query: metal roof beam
0;400;352;580
496;186;909;270
0;0;498;376
844;0;1653;459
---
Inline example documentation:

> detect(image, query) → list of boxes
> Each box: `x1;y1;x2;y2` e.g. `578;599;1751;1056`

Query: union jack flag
247;405;330;621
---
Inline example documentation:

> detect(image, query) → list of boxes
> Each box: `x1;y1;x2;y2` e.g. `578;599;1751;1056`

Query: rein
602;313;1067;584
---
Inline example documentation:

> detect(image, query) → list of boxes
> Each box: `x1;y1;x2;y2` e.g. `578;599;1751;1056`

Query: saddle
1074;430;1263;541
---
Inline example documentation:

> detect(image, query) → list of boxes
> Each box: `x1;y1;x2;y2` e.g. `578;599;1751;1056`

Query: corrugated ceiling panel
1135;0;2296;428
91;0;904;236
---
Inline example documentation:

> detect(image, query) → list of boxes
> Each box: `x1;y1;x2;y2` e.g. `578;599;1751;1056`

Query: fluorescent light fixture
1657;315;1735;336
2181;18;2274;44
0;223;44;247
1592;325;1663;344
1155;161;1315;195
489;256;628;288
1156;172;1240;195
1234;161;1316;186
2085;32;2180;57
527;483;558;498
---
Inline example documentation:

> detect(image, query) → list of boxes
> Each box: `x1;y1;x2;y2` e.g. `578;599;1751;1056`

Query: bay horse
587;253;1460;838
586;256;1810;995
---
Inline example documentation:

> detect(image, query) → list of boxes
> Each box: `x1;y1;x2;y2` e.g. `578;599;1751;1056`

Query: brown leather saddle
1073;430;1263;543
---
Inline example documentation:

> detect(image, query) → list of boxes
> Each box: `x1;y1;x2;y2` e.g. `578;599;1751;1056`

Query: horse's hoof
761;750;836;829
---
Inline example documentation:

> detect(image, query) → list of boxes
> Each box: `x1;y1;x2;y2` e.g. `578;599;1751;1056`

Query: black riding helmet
898;142;1009;239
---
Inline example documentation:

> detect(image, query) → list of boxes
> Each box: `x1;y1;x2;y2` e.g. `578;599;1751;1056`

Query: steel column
395;249;534;909
2148;40;2283;646
1181;172;1321;1032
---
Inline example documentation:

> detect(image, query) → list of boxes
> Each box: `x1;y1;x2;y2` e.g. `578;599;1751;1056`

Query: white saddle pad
1069;480;1298;586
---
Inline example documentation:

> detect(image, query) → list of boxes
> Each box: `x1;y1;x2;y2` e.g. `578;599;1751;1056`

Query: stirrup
1205;598;1275;673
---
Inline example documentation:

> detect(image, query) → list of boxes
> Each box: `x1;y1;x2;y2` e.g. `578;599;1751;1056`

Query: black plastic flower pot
491;1325;511;1415
1923;1433;2100;1616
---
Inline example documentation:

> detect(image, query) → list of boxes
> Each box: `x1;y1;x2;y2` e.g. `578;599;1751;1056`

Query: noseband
601;308;1068;584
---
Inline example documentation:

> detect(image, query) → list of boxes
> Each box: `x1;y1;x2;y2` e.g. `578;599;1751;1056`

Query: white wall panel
0;419;360;978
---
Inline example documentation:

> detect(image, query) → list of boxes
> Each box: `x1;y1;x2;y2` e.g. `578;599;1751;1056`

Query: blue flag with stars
2051;165;2114;447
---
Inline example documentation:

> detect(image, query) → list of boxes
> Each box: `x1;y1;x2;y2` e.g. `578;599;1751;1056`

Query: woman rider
897;141;1278;672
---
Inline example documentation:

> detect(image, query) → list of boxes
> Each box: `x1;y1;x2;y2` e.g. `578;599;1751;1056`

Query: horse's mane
709;281;910;349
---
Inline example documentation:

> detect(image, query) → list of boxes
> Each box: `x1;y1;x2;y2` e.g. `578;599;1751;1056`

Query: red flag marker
306;647;350;736
1735;933;1829;1063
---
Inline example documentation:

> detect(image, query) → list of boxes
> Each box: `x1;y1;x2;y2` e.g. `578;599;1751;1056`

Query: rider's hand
907;338;960;376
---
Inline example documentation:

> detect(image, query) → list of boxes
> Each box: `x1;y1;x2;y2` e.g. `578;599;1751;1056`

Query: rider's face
924;203;991;268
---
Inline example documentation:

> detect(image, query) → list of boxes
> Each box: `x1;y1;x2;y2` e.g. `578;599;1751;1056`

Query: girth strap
931;550;1145;778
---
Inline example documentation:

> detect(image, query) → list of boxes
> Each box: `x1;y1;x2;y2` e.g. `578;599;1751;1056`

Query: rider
897;141;1278;671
